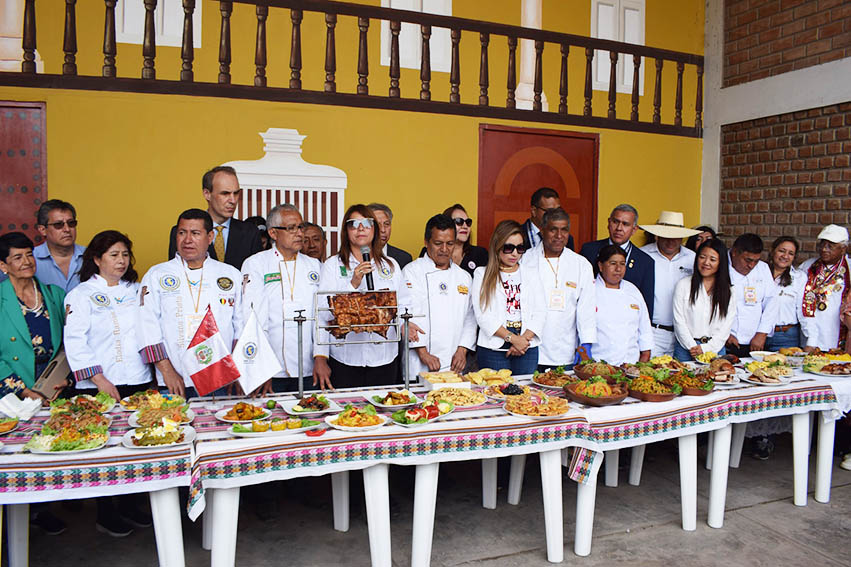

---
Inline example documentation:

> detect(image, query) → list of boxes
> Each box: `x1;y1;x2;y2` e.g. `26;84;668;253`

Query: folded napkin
0;393;42;421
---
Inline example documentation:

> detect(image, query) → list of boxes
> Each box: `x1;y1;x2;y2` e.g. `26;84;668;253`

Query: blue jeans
673;342;726;362
766;325;802;350
477;346;539;375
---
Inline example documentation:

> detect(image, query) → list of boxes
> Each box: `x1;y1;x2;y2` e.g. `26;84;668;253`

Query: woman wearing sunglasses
471;220;545;374
443;204;488;276
313;204;417;390
591;244;653;365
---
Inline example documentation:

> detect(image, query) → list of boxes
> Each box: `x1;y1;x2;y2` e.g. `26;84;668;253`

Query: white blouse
590;275;653;366
774;267;807;326
672;277;737;354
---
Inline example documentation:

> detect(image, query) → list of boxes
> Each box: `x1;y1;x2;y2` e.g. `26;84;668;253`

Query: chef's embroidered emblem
379;265;392;279
159;275;179;290
217;277;234;291
264;272;282;284
243;342;257;359
438;282;448;293
308;271;320;282
457;285;469;295
90;293;110;306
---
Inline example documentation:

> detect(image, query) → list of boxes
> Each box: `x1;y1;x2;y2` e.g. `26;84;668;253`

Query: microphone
360;245;375;290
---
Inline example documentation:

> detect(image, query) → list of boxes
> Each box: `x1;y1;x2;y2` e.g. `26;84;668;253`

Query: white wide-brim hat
640;211;702;239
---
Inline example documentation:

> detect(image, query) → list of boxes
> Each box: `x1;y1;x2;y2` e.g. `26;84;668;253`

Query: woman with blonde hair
471;220;545;374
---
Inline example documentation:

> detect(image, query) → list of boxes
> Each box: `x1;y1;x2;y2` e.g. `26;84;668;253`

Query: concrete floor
17;433;851;567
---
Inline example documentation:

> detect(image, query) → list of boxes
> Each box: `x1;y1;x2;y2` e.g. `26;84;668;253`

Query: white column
0;0;43;72
516;0;548;111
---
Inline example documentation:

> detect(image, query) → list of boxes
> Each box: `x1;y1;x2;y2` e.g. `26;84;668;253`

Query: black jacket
168;218;263;270
579;238;656;319
386;244;413;269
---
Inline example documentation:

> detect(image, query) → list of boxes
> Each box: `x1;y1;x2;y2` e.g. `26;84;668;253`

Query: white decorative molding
224;129;347;257
516;0;548;111
0;0;42;72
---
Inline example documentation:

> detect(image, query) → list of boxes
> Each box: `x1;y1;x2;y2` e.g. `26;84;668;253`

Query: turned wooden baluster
479;33;489;106
325;13;337;92
674;61;684;126
357;17;369;94
420;25;431;101
389;21;400;97
450;29;461;103
653;58;663;124
630;54;640;121
533;40;543;111
695;63;704;131
103;0;117;77
607;51;617;119
506;36;517;109
583;48;593;117
255;5;268;87
218;2;232;84
63;0;77;75
142;0;157;79
22;0;36;73
558;44;568;115
180;0;195;81
290;9;302;89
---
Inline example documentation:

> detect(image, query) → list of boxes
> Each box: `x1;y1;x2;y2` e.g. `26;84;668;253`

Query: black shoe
96;513;134;537
751;436;774;461
120;506;152;528
30;511;67;536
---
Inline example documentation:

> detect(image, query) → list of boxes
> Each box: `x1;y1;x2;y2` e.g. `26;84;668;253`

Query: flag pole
295;309;307;399
401;308;412;391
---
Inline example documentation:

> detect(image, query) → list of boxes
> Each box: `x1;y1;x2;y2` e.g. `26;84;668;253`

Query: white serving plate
227;422;324;437
214;407;271;423
279;398;343;417
364;390;421;409
324;413;388;432
129;408;195;428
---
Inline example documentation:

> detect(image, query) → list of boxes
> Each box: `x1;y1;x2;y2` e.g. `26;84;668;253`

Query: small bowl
748;351;773;362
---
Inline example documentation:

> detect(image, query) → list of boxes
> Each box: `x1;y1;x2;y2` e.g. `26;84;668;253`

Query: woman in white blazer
471;220;545;374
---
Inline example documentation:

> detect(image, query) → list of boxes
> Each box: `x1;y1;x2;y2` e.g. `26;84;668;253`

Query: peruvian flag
180;306;241;396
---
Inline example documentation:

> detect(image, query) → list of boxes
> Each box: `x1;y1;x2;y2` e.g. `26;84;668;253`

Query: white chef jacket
471;264;546;350
403;256;477;375
522;244;596;366
63;276;151;389
798;257;846;349
137;255;244;387
314;254;413;367
241;249;321;378
672;277;737;354
591;275;653;366
728;257;779;344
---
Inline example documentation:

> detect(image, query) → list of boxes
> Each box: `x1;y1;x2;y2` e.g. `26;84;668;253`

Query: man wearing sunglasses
368;203;413;269
521;187;575;252
32;199;85;292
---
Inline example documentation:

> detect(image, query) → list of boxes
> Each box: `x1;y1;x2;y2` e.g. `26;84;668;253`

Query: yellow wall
5;1;704;271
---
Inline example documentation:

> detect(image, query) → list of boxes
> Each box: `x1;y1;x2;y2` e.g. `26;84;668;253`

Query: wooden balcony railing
3;0;704;138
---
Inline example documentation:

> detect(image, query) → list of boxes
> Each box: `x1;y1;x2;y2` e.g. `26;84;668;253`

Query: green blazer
0;278;65;388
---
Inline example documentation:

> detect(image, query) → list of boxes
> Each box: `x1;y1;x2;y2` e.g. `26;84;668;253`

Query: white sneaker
841;454;851;471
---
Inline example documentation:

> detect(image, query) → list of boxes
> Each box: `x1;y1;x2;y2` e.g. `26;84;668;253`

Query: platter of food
647;355;689;371
420;371;470;390
25;403;113;454
745;360;794;377
425;387;487;408
229;417;322;437
50;392;116;414
0;417;19;435
121;421;196;449
663;370;714;396
627;375;680;402
26;432;110;454
120;390;186;412
326;291;397;339
390;401;453;427
129;406;195;428
466;368;513;386
215;402;271;423
532;367;578;389
365;389;420;408
573;360;620;381
741;373;791;386
279;395;343;416
563;378;628;407
483;383;532;400
504;392;570;419
325;405;388;431
806;362;851;377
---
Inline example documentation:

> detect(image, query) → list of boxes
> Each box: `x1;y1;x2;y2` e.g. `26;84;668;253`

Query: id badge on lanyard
185;313;204;342
744;286;758;305
548;289;566;311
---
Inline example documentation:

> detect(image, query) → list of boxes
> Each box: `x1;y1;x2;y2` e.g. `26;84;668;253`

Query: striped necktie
213;226;226;261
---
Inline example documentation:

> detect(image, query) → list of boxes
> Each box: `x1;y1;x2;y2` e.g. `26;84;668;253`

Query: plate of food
122;421;195;449
776;347;806;366
50;392;117;415
748;350;774;362
504;392;571;419
466;368;513;386
120;390;186;412
694;351;719;365
663;370;714;396
806;362;851;377
420;371;470;390
365;389;420;408
425;387;487;408
325;405;388;431
390;401;453;427
648;355;689;371
563;378;628;406
215;402;271;423
627;375;681;402
129;406;195;428
532;367;578;389
745;359;794;377
573;360;621;381
279;394;343;416
483;383;532;400
25;431;110;454
0;417;19;435
229;417;323;437
741;371;791;386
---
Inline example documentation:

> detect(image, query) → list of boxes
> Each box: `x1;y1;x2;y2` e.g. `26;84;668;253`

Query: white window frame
380;0;452;74
590;0;645;95
115;0;202;48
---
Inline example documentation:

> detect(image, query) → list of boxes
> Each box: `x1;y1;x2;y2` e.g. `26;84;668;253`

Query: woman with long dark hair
443;204;488;276
685;225;717;252
673;239;736;360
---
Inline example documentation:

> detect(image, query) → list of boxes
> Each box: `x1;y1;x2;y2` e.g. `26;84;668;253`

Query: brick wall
724;0;851;88
719;102;851;255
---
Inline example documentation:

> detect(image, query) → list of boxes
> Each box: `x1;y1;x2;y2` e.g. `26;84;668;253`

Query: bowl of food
573;360;620;382
627;375;680;402
663;370;714;396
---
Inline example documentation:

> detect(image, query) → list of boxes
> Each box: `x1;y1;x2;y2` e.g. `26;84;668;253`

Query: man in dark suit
579;203;655;318
521;187;575;252
167;166;263;270
368;203;413;268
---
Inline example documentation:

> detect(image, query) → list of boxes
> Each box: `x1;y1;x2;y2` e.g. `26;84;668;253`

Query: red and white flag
181;306;241;396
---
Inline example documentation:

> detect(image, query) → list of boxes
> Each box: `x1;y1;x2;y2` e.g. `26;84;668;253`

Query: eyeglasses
346;218;374;230
453;218;473;227
44;220;78;230
271;223;305;234
501;243;527;254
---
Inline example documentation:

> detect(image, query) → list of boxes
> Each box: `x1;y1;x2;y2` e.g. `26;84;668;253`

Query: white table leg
808;412;814;456
210;487;240;567
628;445;646;486
539;449;564;563
150;487;185;567
363;464;392;567
8;503;28;567
678;434;697;531
507;454;526;505
729;423;746;469
574;460;599;557
792;412;810;507
332;471;350;532
705;430;714;470
481;458;497;509
814;411;836;504
561;448;570;467
411;463;440;567
707;424;732;528
604;450;619;487
202;489;215;550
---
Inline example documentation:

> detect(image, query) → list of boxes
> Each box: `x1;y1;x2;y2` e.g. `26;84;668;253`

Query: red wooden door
477;124;598;249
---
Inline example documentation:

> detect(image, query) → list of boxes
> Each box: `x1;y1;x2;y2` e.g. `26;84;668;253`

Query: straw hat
640;211;701;239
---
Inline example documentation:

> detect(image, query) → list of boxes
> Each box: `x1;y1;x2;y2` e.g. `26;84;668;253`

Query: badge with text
744;286;758;305
308;271;320;283
548;289;566;311
457;285;469;295
90;293;110;307
159;274;180;291
438;282;448;294
264;272;282;284
379;265;392;279
217;277;234;291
